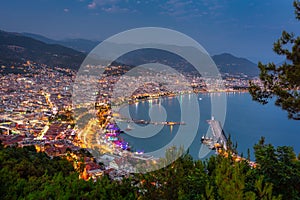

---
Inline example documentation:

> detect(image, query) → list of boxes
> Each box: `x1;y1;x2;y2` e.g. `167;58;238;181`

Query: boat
125;124;133;131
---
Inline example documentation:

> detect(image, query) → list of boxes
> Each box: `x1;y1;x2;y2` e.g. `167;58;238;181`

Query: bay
118;93;300;160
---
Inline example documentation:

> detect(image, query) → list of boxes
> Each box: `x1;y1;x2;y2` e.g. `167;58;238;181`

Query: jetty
201;116;227;150
201;117;257;168
115;114;185;126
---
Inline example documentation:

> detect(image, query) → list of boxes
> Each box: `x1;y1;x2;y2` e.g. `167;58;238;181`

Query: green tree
254;137;300;199
186;160;209;199
253;176;281;200
1;139;297;199
249;0;300;120
214;156;246;200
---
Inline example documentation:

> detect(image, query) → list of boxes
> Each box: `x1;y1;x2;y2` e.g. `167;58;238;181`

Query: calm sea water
118;93;300;160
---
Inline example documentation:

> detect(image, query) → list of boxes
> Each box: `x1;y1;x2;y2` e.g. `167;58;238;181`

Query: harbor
201;116;228;151
201;116;256;167
114;113;186;126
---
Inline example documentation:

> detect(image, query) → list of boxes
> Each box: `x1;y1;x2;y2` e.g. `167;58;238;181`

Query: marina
115;114;186;126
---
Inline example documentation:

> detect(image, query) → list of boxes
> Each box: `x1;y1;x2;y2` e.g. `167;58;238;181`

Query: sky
0;0;299;63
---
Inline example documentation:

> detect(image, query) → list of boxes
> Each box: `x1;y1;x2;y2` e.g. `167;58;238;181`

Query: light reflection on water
119;93;300;160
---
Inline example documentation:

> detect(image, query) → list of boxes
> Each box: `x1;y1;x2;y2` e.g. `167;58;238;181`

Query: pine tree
249;0;300;120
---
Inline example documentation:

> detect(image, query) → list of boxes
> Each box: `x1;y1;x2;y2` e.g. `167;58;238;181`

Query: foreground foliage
249;0;300;120
0;144;136;200
1;138;299;200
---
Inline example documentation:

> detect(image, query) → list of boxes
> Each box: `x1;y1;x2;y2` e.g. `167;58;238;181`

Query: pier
115;115;185;126
207;116;227;150
201;116;227;150
201;117;257;168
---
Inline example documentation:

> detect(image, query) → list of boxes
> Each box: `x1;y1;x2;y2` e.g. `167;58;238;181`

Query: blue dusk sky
0;0;299;63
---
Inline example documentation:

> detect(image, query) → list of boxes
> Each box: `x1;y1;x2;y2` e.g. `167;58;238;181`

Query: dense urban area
0;61;300;199
0;61;256;177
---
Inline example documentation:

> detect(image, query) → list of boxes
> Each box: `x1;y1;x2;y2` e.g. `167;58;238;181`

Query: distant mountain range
0;30;85;70
0;30;260;77
22;32;99;53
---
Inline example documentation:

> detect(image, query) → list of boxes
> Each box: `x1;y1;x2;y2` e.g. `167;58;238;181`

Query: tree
249;0;300;120
214;157;245;199
254;137;300;199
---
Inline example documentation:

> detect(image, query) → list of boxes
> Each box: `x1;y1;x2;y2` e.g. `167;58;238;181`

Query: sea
116;92;300;160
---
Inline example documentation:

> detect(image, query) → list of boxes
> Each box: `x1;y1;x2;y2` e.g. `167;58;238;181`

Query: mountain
111;48;259;77
21;32;57;44
3;30;259;77
212;53;259;77
0;30;85;69
22;32;99;53
59;39;99;53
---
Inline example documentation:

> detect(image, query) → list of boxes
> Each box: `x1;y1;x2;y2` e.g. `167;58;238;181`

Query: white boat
125;124;134;131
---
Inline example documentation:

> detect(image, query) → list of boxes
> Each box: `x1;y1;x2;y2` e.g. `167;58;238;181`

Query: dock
115;114;185;126
201;117;257;168
201;116;227;150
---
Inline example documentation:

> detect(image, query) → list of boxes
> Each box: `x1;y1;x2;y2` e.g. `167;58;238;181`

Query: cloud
88;2;96;9
160;0;202;19
87;0;134;13
64;8;70;12
86;0;228;16
160;0;228;20
101;5;130;13
87;0;120;8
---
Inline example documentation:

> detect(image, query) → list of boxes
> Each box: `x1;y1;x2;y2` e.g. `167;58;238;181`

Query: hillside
22;32;99;53
0;30;85;69
212;53;259;77
2;30;259;77
113;48;259;77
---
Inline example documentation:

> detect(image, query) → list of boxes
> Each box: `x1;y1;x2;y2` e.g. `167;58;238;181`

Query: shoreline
111;89;249;108
106;89;249;155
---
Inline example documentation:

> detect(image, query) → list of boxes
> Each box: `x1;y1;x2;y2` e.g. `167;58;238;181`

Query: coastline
111;89;249;108
106;89;249;155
